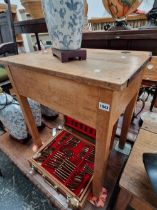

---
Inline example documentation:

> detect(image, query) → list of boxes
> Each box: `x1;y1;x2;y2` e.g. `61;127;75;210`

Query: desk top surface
120;128;157;207
0;48;151;90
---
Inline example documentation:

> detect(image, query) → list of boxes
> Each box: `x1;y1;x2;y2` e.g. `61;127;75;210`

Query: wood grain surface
0;48;150;197
143;56;157;82
0;49;151;91
120;128;157;209
7;65;99;129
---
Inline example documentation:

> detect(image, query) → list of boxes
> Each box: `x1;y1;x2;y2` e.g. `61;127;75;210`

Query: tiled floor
0;149;58;210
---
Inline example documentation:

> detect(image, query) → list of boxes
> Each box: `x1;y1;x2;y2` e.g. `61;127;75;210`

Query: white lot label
99;102;110;112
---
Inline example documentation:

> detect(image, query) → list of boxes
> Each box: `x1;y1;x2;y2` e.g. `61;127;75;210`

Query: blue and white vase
42;0;84;50
0;92;41;141
28;98;42;127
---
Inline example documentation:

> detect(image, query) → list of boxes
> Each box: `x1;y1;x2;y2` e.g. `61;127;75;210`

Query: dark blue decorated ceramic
42;0;84;50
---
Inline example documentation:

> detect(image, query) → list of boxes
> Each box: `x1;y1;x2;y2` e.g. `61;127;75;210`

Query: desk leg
119;93;138;149
114;188;132;210
0;168;2;177
93;89;115;196
35;33;41;51
150;85;157;111
110;120;118;151
5;65;42;150
17;95;43;150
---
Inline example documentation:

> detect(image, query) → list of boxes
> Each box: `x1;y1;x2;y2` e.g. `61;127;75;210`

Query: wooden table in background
115;126;157;210
143;56;157;111
0;49;150;197
14;19;157;55
14;18;47;50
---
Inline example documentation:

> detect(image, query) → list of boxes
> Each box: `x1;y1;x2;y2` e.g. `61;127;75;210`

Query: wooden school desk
0;49;150;196
143;56;157;111
114;126;157;210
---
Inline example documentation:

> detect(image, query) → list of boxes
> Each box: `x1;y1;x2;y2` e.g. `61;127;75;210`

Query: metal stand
150;85;157;111
140;0;157;29
109;20;132;31
35;33;41;51
0;169;3;177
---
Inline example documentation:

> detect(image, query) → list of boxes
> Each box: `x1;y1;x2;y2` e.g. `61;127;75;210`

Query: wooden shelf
89;14;147;30
16;39;24;43
0;3;17;13
89;14;147;24
30;32;49;36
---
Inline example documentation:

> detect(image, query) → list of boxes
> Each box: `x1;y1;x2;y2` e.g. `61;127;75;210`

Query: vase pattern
102;0;143;20
0;94;41;141
41;0;84;50
28;98;42;127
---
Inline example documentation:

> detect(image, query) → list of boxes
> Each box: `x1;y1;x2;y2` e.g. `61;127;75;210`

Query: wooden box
29;129;95;209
